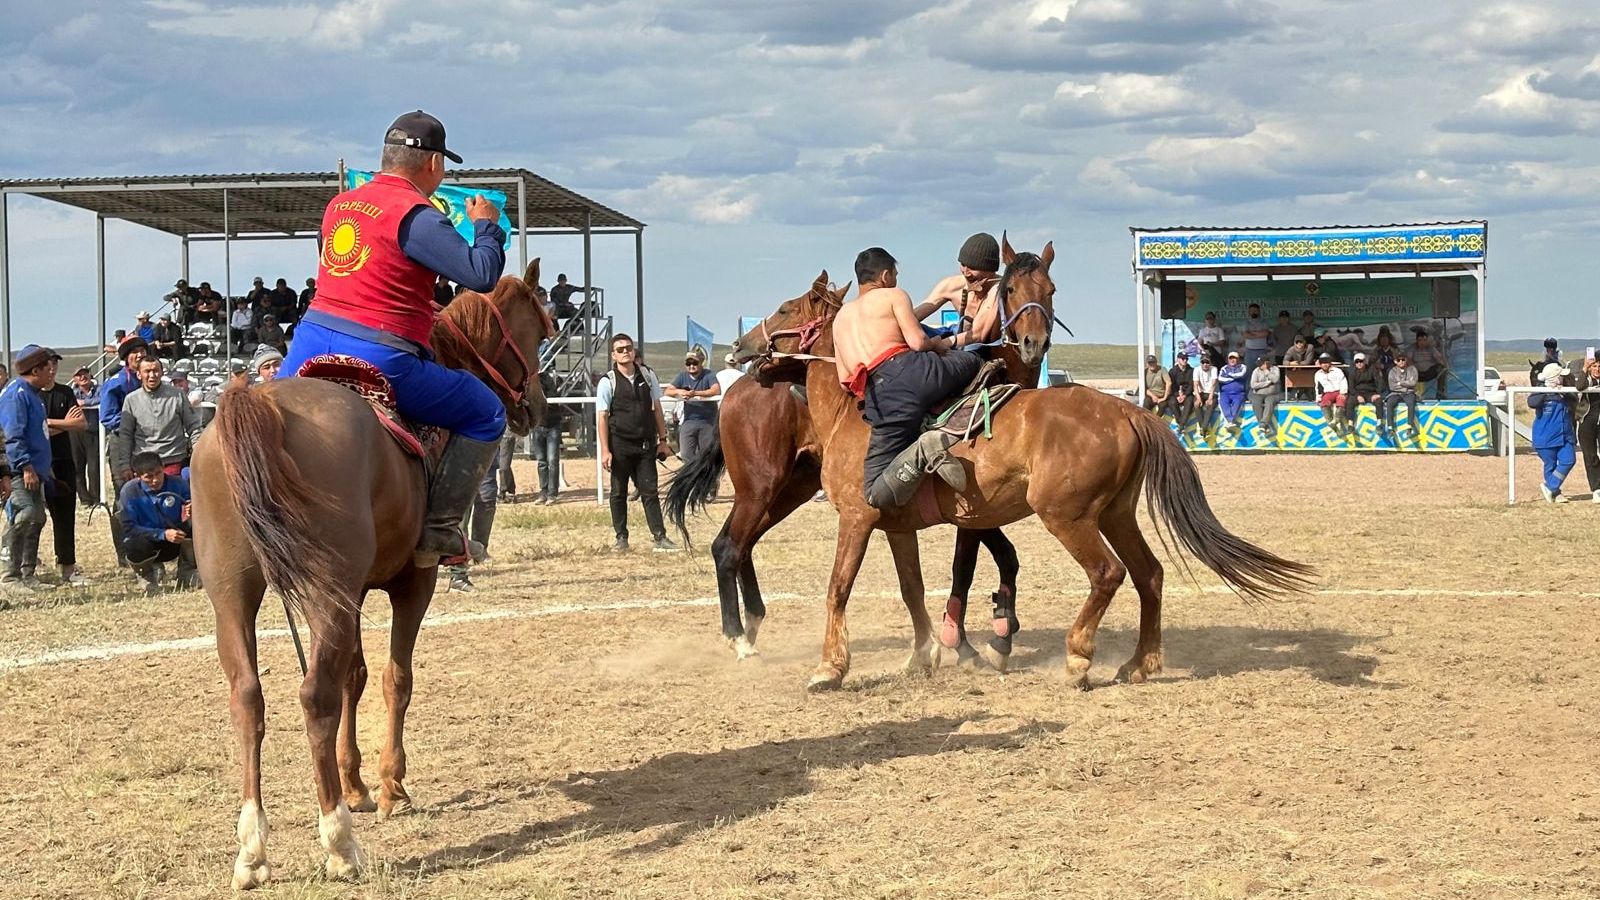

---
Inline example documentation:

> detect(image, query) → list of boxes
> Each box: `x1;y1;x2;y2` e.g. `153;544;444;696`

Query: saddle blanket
296;354;446;459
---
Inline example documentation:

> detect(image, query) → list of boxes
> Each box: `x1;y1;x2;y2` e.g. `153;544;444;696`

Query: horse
191;260;553;889
731;244;1315;692
664;241;1060;669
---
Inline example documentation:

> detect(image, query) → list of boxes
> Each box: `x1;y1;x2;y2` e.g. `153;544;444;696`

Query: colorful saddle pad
296;354;443;459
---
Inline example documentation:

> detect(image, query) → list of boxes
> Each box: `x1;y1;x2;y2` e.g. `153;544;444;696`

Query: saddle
296;355;446;460
927;359;1022;442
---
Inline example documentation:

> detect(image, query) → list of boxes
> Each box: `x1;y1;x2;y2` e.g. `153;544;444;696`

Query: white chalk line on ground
0;585;1593;674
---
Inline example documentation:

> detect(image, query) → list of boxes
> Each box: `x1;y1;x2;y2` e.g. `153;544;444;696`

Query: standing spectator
99;337;148;565
1370;327;1400;379
150;313;186;359
113;357;202;480
1344;353;1385;440
1165;354;1195;431
1281;334;1316;401
666;352;719;464
2;345;58;591
69;366;100;507
1249;354;1281;442
1192;354;1220;434
252;346;283;382
1241;303;1271;370
1528;338;1562;388
229;299;255;352
1314;352;1349;437
1218;350;1249;433
255;315;288;355
1384;351;1421;442
1271;310;1296;363
39;356;87;585
596;333;677;553
529;370;564;505
134;311;156;342
119;451;197;594
433;274;454;306
1141;354;1170;413
1576;357;1600;503
1529;363;1577;503
1297;309;1319;344
1195;311;1226;367
716;353;744;397
1409;329;1449;400
294;278;316;327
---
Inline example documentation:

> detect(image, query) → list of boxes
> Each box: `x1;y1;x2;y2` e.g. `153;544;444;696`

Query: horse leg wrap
939;596;965;649
989;589;1020;656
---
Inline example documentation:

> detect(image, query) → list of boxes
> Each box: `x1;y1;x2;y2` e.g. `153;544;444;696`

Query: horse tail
1129;411;1316;600
210;386;347;629
663;428;725;550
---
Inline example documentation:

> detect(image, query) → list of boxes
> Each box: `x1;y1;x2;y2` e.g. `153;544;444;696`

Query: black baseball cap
385;110;462;163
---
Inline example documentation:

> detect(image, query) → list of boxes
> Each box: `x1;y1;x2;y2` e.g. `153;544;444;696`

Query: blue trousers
1537;441;1576;493
283;320;506;441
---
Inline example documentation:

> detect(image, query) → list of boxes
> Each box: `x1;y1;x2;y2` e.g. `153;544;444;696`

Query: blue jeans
1537;442;1576;493
283;319;506;441
530;425;561;498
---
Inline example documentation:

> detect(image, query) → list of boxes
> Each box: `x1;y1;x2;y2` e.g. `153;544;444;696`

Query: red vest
310;173;437;347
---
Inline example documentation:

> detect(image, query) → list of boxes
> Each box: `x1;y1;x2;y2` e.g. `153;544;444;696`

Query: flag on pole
342;168;513;250
687;317;714;362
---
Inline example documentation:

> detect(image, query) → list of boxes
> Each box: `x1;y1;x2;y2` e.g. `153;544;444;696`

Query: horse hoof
733;635;760;661
902;644;933;676
745;615;764;646
978;640;1011;674
376;795;414;820
1066;657;1093;691
232;860;272;891
345;792;377;814
324;849;365;881
806;670;844;692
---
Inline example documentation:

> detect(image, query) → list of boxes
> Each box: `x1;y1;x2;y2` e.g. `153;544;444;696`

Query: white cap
1353;352;1366;361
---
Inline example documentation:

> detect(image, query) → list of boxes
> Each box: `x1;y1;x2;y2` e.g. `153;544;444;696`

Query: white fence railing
1502;385;1590;505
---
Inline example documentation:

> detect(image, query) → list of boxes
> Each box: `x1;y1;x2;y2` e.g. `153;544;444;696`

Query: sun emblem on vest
322;217;371;277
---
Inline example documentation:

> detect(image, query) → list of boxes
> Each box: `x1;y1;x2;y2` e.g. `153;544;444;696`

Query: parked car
1481;366;1506;403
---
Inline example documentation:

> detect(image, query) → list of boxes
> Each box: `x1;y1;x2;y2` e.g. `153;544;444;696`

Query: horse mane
997;252;1043;303
430;276;548;371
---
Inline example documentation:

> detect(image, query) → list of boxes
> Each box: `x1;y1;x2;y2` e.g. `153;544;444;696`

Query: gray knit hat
957;233;1000;273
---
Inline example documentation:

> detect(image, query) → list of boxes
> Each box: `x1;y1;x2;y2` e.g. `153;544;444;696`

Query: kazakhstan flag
343;169;513;250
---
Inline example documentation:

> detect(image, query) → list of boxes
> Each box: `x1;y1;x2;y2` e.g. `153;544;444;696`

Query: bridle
434;292;537;415
756;288;841;363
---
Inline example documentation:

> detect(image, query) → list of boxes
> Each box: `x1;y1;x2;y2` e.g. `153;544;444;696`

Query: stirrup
918;431;966;491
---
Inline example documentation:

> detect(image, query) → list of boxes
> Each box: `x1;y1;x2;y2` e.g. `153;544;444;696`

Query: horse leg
336;606;375;813
975;528;1021;673
808;516;874;692
1038;514;1126;691
212;570;270;890
738;471;822;655
712;494;769;659
884;530;934;675
377;567;434;819
935;528;982;670
299;608;366;879
1100;504;1165;683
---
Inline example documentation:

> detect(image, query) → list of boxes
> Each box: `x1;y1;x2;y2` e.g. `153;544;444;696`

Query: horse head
732;270;848;370
435;257;553;436
997;233;1056;370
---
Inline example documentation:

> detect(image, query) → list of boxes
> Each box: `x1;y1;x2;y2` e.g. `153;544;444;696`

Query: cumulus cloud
1019;72;1251;135
1438;70;1600;136
1453;4;1600;60
145;0;396;47
616;174;758;225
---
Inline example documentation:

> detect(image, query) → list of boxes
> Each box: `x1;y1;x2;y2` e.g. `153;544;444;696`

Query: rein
434;295;534;410
758;291;840;363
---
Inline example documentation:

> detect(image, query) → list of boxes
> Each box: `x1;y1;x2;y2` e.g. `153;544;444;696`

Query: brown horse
664;249;1056;669
191;261;552;889
731;244;1314;692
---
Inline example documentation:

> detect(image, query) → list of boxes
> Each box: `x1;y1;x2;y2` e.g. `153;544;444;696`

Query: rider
913;233;1004;347
835;247;984;510
281;110;508;566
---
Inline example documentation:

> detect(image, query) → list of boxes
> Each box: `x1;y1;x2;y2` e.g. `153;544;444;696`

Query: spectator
269;278;298;324
99;337;148;566
150;313;186;359
38;355;88;585
193;284;223;325
246;276;270;314
1297;309;1319;344
1219;350;1249;433
1384;351;1421;441
1249;354;1281;442
1141;354;1170;413
1314;352;1349;437
169;368;196;408
549;273;586;320
1529;337;1562;387
255;314;288;355
1193;354;1220;434
113;357;202;481
252;345;283;382
596;333;677;553
448;463;500;592
1409;329;1449;400
667;352;719;464
1344;352;1385;440
1241;303;1270;370
0;363;8;392
717;353;744;397
529;370;565;505
69;366;100;507
1271;310;1296;363
1196;311;1226;367
1577;357;1600;503
230;299;254;351
135;311;156;342
119;451;197;594
1281;333;1317;401
165;279;199;325
1370;326;1399;377
1529;363;1577;503
433;274;454;306
295;278;316;325
1165;353;1195;431
1315;330;1344;365
2;345;59;592
495;430;517;502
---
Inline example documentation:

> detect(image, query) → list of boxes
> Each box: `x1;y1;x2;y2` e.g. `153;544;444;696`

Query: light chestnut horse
731;246;1314;691
191;261;551;888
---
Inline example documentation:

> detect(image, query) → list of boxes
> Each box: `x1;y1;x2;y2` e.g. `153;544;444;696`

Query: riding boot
469;495;497;555
175;542;201;590
866;431;965;510
414;434;501;568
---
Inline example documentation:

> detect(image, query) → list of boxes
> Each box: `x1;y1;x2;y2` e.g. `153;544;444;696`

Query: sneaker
611;538;630;553
62;570;90;587
19;575;54;591
1556;494;1571;504
447;571;475;593
1540;483;1557;503
652;537;680;553
1592;492;1600;504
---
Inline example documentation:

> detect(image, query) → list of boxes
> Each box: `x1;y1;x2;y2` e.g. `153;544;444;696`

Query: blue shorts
282;319;506;442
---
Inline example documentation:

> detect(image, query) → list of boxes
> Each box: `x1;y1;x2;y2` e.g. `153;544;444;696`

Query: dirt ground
2;452;1599;899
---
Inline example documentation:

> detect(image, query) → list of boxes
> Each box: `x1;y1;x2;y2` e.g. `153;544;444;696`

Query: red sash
842;345;911;399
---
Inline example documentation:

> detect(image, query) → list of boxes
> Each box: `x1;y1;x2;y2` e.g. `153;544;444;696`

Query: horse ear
1040;241;1055;268
833;281;852;301
523;257;541;292
1001;231;1017;266
812;270;830;296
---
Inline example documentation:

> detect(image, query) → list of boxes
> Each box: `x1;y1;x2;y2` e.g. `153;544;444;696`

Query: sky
4;0;1600;350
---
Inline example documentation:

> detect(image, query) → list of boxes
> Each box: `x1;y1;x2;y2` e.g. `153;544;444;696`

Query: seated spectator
150;313;186;359
1344;352;1385;440
269;278;298;324
1384;351;1421;440
135;311;156;342
229;300;255;352
169;368;196;407
1314;353;1349;437
1249;355;1281;442
165;279;199;325
296;278;316;324
255;315;288;355
1165;354;1195;431
118;451;198;594
1315;330;1344;365
1409;329;1449;399
1195;311;1226;367
193;284;224;325
1218;351;1249;433
252;345;283;382
1297;309;1319;343
1529;363;1577;503
1281;334;1316;400
1192;355;1220;434
246;276;270;314
1141;355;1170;414
550;273;586;320
1370;326;1399;377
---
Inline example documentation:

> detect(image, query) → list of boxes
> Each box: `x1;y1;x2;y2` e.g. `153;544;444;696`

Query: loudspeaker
1159;280;1187;319
1431;277;1461;319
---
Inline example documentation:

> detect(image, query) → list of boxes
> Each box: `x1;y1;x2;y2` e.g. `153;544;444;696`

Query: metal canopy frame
0;168;647;369
1128;220;1489;399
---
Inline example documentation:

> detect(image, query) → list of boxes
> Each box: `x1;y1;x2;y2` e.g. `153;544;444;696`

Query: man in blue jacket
2;345;60;591
118;450;197;594
98;336;148;566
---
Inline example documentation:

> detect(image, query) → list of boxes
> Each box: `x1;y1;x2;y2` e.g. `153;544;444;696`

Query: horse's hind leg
212;569;270;890
1101;504;1164;683
336;609;376;813
1038;513;1126;690
299;606;366;879
884;531;934;675
377;566;435;819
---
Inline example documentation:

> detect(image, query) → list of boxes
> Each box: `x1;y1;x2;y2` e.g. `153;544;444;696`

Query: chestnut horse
731;246;1314;692
191;261;551;889
665;244;1058;669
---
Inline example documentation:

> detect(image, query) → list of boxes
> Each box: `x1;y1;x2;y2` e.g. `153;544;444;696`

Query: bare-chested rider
913;233;1004;347
835;247;984;510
